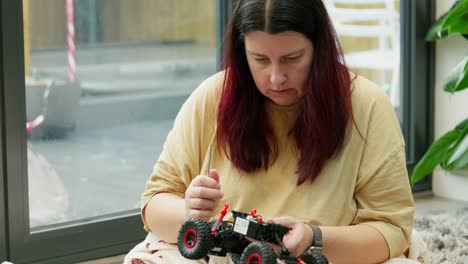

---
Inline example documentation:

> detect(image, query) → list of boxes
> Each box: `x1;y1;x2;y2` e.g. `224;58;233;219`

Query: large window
24;0;217;230
2;0;221;263
1;0;433;263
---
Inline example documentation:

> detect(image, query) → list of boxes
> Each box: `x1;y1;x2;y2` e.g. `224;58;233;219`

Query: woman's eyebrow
281;49;305;57
246;48;305;57
246;50;267;57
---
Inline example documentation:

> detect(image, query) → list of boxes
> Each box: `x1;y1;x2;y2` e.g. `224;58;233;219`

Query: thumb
208;169;220;183
268;216;297;228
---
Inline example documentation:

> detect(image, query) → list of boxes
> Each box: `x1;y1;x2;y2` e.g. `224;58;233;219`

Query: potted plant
410;0;468;186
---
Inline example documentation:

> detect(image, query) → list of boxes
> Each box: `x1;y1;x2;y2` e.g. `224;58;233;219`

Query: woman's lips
270;88;294;95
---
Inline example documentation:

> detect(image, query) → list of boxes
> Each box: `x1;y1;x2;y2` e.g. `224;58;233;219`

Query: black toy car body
177;205;328;264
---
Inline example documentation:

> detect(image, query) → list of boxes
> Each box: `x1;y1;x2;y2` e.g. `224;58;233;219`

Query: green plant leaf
441;0;468;36
443;56;468;93
425;11;449;41
455;118;468;130
445;119;468;170
446;135;468;170
441;119;468;168
425;0;464;40
411;129;461;186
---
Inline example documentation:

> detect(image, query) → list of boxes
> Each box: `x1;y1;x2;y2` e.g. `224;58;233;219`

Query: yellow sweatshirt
142;71;415;258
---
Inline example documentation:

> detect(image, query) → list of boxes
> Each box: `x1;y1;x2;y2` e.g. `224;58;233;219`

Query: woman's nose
269;66;287;86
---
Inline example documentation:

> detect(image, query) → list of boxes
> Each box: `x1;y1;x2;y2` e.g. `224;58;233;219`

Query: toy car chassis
177;204;328;264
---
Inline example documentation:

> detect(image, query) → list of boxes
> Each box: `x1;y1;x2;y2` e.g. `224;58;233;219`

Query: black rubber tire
230;253;241;264
239;242;276;264
300;251;329;264
280;258;300;264
177;218;214;259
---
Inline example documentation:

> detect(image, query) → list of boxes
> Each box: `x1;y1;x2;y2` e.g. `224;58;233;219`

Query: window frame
1;0;11;260
0;0;434;262
0;1;8;254
401;0;435;192
0;21;7;257
217;0;233;68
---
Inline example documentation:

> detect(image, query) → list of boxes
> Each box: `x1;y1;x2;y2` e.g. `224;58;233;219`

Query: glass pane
325;0;402;120
23;0;217;230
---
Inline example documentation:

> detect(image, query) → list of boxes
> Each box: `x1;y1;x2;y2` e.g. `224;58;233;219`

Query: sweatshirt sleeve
351;81;415;258
140;72;222;232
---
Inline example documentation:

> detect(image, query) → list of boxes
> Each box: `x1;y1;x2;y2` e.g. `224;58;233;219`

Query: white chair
325;0;400;107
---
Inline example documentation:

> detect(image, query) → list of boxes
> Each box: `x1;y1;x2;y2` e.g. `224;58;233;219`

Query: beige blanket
124;230;430;264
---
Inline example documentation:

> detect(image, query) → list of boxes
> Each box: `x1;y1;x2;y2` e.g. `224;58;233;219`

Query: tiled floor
78;194;468;264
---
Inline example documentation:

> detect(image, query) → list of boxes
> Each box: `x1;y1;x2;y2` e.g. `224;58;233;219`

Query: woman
125;0;418;263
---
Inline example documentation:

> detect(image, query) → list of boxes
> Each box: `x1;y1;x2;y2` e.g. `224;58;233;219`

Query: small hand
268;216;314;257
185;169;223;221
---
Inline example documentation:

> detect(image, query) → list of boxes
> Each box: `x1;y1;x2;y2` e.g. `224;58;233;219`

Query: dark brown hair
217;0;352;184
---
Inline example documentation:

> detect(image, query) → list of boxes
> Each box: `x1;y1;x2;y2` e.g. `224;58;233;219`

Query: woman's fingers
208;169;220;183
186;197;218;210
269;216;298;227
268;216;314;256
187;186;223;200
191;175;221;189
184;173;224;220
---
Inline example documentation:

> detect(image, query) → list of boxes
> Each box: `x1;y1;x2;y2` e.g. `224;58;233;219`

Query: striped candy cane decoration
66;0;76;81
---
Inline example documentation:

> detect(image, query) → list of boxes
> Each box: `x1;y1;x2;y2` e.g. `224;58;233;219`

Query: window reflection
325;0;401;115
24;0;217;229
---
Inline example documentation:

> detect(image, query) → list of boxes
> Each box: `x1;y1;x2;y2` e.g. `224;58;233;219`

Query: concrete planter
433;168;468;202
26;78;81;139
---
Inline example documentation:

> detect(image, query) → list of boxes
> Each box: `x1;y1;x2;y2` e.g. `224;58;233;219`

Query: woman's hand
184;169;223;221
269;216;314;257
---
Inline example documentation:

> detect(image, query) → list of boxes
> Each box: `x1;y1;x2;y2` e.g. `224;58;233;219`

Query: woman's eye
254;58;268;63
284;56;300;62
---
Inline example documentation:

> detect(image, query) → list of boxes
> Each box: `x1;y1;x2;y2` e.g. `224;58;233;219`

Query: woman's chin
270;97;299;106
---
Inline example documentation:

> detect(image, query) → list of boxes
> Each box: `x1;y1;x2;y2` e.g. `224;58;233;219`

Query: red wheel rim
247;253;262;264
184;229;197;249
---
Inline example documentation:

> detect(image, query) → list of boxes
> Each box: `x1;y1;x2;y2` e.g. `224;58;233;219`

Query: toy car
177;203;328;264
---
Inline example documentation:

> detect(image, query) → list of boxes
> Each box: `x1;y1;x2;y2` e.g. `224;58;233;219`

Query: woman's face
244;30;314;106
